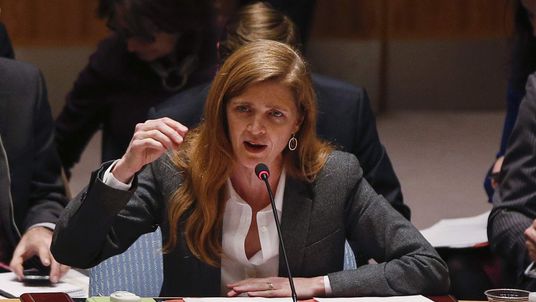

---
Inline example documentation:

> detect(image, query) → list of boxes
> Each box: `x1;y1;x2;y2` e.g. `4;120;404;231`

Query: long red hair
163;40;332;266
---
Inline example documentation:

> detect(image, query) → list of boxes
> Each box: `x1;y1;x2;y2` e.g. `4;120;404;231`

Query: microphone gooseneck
254;163;298;302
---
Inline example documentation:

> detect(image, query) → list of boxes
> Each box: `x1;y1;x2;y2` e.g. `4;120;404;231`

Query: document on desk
183;296;432;302
314;296;433;301
183;299;294;302
419;210;490;248
0;269;88;298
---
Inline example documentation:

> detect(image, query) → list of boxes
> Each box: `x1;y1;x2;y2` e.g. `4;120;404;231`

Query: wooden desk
0;296;464;302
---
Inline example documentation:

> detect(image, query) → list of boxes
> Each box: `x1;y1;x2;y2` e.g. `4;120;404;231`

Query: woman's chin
235;154;268;169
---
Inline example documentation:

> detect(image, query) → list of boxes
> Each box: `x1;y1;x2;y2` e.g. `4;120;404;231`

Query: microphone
255;163;298;302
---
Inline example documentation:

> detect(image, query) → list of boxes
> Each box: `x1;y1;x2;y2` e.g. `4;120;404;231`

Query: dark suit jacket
52;151;448;297
0;58;68;259
148;74;409;219
488;73;536;290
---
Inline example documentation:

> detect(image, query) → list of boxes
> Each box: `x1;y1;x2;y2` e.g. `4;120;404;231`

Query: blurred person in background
488;71;536;291
484;0;536;201
55;0;217;178
0;57;69;283
485;0;536;287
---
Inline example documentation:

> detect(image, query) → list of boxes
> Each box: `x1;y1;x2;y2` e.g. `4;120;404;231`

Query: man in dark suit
488;72;536;290
149;2;409;219
0;58;69;282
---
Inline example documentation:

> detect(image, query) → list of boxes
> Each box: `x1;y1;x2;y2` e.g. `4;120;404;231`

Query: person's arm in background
488;73;536;289
55;36;123;176
9;70;70;283
55;67;107;176
484;82;525;201
352;89;410;220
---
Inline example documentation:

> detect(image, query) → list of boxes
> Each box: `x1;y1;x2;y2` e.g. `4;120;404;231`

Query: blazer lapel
279;176;313;276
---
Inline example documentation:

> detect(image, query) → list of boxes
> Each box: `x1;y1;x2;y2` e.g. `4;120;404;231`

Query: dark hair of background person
0;22;15;59
98;0;212;35
97;0;214;61
54;0;219;177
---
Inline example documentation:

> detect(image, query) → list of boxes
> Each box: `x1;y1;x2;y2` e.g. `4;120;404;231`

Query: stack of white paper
419;210;490;248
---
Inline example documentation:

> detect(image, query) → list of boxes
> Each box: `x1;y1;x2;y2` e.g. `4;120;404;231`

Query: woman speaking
52;40;449;298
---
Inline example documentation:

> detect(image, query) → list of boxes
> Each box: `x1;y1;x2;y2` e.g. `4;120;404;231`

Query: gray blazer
52;151;449;297
488;73;536;290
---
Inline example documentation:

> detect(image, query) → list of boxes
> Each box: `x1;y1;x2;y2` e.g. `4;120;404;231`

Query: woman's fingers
130;137;167;153
134;129;176;150
160;117;188;137
112;118;187;182
134;118;187;148
525;222;536;243
227;276;325;298
525;221;536;261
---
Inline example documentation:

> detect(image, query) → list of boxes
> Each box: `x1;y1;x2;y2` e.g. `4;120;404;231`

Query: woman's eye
236;105;249;112
270;110;284;118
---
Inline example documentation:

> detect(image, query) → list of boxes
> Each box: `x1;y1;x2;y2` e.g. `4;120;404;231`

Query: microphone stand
259;173;298;302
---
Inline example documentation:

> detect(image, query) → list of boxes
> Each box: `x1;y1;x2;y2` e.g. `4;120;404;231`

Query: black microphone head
255;163;270;180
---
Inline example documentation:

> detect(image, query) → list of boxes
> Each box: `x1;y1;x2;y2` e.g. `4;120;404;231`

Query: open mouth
244;141;267;153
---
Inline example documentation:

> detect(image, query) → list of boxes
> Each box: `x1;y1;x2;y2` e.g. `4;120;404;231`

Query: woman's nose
247;117;266;135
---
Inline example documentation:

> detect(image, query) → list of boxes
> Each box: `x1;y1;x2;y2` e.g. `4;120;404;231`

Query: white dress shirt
220;171;286;295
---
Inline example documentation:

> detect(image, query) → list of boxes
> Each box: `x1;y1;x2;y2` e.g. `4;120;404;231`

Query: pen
0;261;11;271
0;288;15;299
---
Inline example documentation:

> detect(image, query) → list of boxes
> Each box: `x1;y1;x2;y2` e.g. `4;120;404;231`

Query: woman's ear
293;114;304;133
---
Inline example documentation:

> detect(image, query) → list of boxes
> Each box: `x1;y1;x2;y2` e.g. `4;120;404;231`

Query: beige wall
16;47;95;117
307;0;512;111
307;37;509;111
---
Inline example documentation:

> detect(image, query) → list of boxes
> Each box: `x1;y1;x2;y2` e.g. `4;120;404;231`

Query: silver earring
288;134;298;151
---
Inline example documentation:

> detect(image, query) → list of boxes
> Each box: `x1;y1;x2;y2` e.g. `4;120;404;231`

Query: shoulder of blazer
149;82;211;121
317;150;362;182
0;58;40;90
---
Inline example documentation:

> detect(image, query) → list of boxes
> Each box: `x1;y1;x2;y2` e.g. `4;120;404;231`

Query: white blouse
220;171;286;295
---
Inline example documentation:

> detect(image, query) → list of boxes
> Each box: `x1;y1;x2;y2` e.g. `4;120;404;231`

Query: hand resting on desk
10;226;70;283
226;276;325;298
